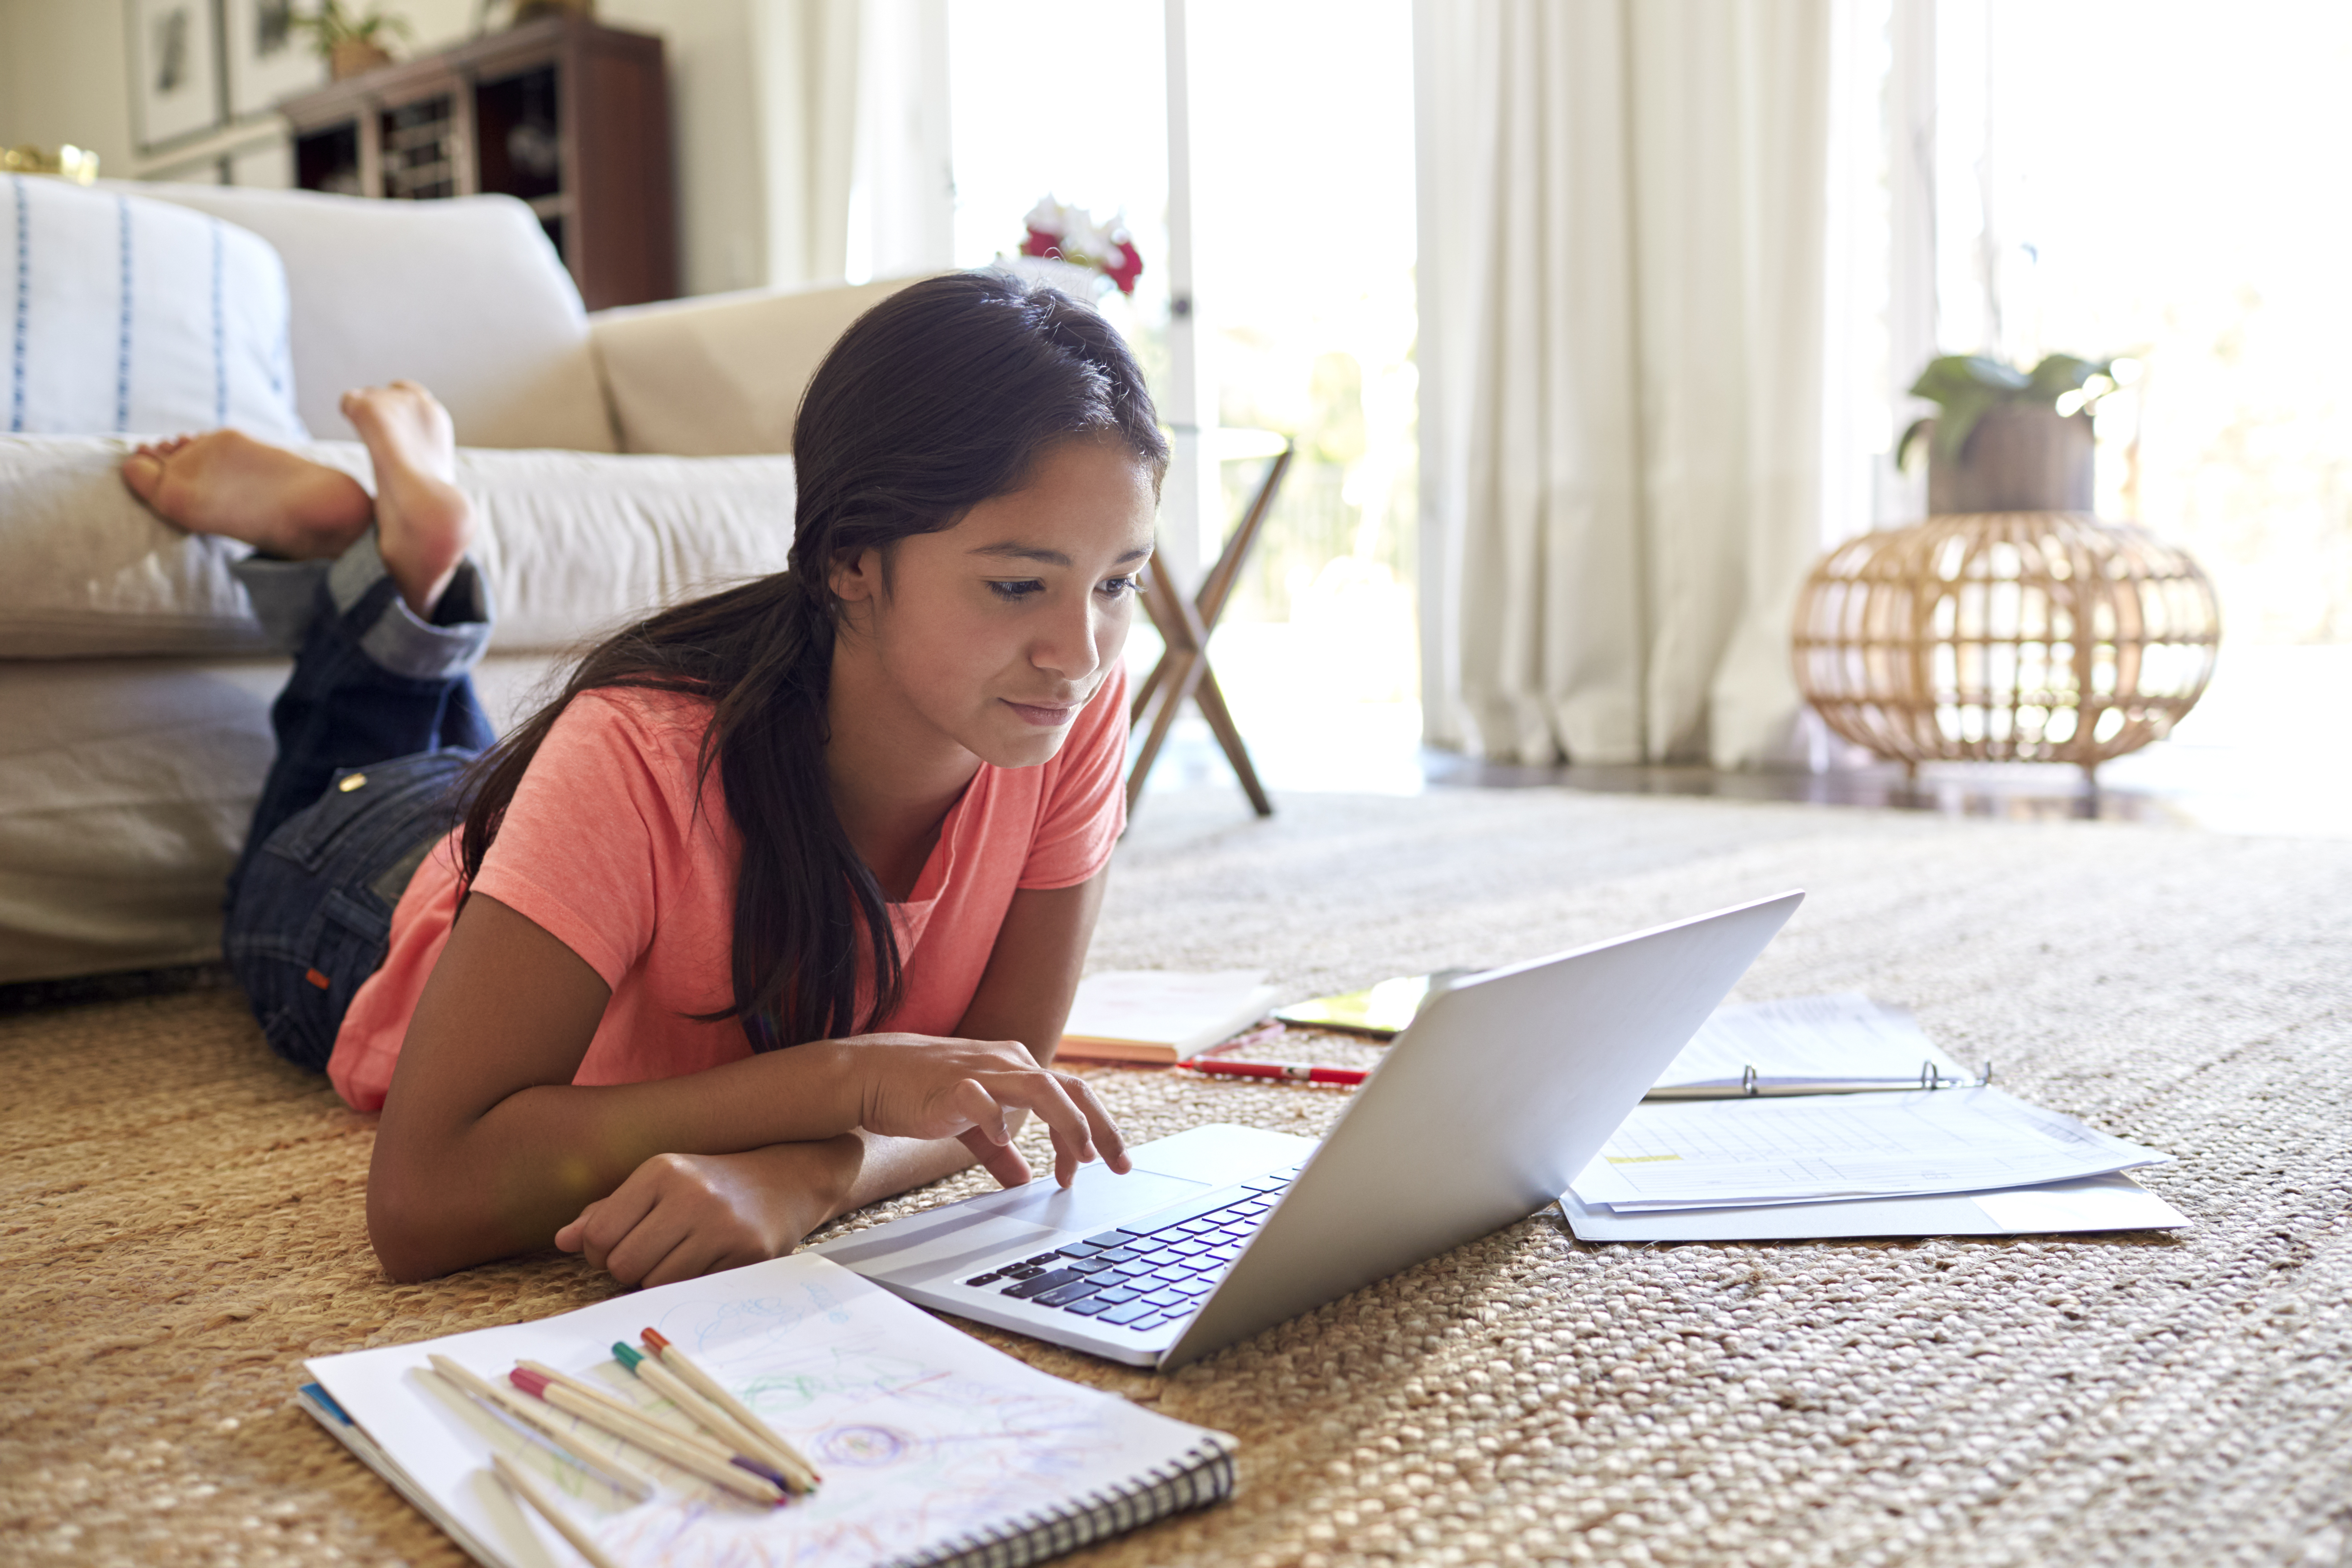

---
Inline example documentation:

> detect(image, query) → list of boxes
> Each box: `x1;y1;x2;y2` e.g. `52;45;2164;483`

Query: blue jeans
221;530;495;1071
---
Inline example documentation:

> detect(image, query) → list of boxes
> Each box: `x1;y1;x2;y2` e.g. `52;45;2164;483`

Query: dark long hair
457;272;1167;1049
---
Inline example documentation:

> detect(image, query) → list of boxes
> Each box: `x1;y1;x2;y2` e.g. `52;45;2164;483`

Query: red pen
1176;1057;1367;1086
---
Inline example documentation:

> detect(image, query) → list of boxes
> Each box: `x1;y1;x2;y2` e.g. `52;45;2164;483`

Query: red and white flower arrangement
1018;196;1144;296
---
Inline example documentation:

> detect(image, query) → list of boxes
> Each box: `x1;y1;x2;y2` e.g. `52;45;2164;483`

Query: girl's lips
1002;699;1078;727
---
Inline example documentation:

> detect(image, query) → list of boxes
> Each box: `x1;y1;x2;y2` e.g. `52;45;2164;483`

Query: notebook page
309;1254;1224;1568
1655;994;1968;1089
1570;1087;2169;1210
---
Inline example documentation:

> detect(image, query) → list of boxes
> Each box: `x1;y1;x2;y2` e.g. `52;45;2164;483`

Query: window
946;0;1421;794
1852;0;2352;823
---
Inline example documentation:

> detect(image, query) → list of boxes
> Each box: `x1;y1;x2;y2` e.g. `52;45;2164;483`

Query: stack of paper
1564;995;2189;1242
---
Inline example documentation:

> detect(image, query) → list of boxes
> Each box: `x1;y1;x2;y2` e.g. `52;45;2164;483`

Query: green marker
612;1340;810;1495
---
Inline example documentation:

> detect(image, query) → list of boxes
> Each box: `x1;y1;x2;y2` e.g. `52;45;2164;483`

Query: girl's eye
987;580;1045;601
1098;575;1140;599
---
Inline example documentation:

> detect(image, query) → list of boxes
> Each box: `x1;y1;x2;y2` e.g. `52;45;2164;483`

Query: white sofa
0;181;919;985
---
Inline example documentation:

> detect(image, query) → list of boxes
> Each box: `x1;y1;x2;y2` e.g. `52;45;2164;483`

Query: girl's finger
567;1201;625;1271
947;1078;1011;1144
985;1070;1098;1186
599;1200;695;1287
570;1168;664;1260
1054;1072;1131;1173
959;1125;1034;1188
637;1231;724;1290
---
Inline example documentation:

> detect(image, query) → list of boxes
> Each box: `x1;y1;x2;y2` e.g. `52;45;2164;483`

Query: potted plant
294;2;415;81
1896;353;2130;514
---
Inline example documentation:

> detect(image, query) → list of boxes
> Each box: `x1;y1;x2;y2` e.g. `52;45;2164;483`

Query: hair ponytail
456;272;1167;1049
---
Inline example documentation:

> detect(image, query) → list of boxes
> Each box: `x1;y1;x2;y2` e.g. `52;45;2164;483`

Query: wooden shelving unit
280;15;675;310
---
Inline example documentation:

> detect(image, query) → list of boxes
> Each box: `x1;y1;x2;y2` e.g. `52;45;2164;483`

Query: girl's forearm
366;890;1096;1281
823;1132;985;1224
370;1041;871;1279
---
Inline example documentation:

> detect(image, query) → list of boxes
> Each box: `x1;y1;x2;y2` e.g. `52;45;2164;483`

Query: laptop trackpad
819;1168;1209;1282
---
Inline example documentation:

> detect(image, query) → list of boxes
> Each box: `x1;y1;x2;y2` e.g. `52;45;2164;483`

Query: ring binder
1648;994;1993;1101
1693;1059;1998;1101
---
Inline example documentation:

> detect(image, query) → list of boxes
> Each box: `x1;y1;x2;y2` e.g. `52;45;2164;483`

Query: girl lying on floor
120;274;1153;1284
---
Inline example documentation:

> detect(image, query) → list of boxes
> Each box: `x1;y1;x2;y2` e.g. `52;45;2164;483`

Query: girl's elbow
366;1178;456;1283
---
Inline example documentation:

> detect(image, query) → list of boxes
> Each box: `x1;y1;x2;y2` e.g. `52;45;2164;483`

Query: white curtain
845;0;954;282
755;0;860;288
1416;0;1833;768
754;0;953;291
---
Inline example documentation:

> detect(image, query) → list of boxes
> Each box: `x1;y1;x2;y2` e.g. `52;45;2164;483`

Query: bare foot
340;381;475;619
120;430;372;559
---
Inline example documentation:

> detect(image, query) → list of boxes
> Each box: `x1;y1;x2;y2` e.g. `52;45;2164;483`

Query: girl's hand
554;1139;856;1288
830;1032;1131;1189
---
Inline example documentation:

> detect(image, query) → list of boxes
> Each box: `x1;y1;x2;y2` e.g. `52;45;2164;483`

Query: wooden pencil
612;1342;817;1494
508;1369;785;1506
511;1359;783;1487
641;1329;824;1485
426;1355;656;1502
491;1453;627;1568
514;1358;705;1443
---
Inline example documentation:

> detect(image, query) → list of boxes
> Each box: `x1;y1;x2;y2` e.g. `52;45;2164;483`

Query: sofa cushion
1;176;306;442
0;434;797;659
590;275;926;454
0;656;280;982
0;651;564;985
124;184;617;453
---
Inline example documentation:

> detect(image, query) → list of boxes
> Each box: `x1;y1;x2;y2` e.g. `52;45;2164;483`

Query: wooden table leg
1191;664;1272;815
1125;441;1294;818
1127;547;1213;816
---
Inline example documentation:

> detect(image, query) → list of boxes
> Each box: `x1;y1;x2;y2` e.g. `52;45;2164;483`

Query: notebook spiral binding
896;1434;1239;1568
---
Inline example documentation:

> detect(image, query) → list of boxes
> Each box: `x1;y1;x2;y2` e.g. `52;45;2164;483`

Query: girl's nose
1032;592;1105;683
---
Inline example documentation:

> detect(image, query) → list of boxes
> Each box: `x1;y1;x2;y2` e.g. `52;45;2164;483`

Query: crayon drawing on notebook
307;1255;1234;1568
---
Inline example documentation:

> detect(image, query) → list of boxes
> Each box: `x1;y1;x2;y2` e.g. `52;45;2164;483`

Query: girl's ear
829;546;882;604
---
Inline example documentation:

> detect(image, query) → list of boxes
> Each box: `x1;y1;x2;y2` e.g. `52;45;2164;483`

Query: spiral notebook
299;1254;1236;1568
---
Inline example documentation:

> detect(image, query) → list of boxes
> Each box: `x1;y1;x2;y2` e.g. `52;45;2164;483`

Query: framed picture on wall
223;0;325;118
128;0;226;150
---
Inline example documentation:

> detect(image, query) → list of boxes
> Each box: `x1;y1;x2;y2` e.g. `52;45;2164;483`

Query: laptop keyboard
960;1167;1300;1333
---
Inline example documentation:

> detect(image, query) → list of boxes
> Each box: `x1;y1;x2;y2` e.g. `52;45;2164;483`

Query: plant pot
329;39;394;79
1926;406;2094;514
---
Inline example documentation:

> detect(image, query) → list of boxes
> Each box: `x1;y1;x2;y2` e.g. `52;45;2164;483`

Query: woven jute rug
7;786;2352;1568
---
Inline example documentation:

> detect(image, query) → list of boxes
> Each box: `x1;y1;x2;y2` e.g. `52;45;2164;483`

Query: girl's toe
121;452;165;503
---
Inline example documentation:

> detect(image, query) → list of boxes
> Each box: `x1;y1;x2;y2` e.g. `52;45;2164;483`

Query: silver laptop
809;891;1802;1368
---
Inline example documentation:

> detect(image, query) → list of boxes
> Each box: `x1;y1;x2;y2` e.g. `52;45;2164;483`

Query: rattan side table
1791;511;2220;782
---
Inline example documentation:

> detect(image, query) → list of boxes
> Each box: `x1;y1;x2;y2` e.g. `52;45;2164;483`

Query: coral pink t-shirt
328;665;1129;1112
